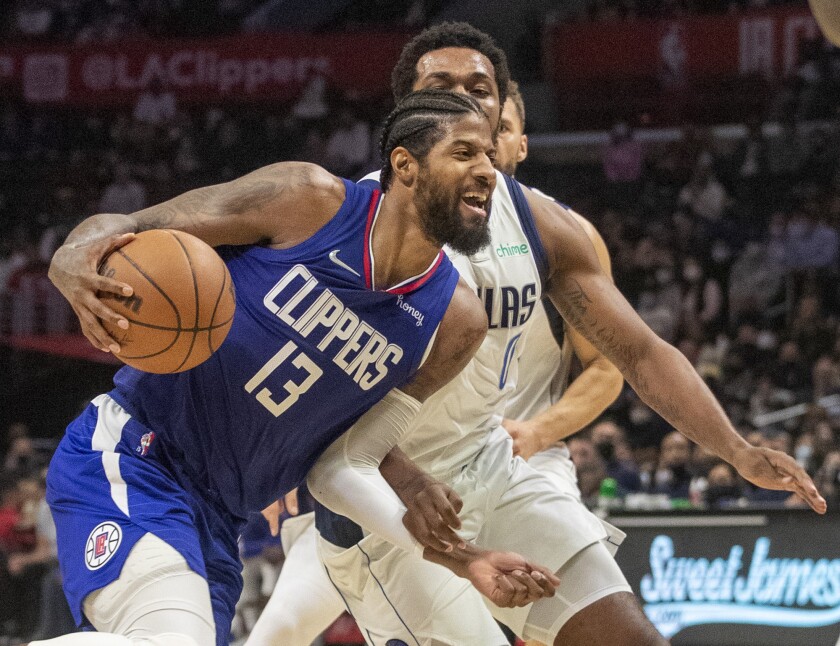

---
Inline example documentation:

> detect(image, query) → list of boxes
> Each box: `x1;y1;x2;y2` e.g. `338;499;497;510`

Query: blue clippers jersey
109;179;459;517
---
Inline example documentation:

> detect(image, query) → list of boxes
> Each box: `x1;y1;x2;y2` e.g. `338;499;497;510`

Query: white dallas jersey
398;171;547;477
504;298;572;422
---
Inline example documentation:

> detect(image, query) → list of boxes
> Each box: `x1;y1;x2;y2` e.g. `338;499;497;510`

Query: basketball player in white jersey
243;83;625;646
309;23;826;646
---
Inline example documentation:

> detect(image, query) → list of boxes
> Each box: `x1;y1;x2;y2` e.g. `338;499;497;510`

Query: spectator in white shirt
99;163;147;214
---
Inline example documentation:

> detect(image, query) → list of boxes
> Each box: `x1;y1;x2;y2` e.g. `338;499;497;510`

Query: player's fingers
93;231;137;265
506;572;530;607
446;488;464;516
285;489;299;516
91;273;134;298
414;492;460;544
428;487;462;530
527;563;561;589
509;569;545;602
530;569;558;597
83;290;130;331
78;307;120;353
402;512;451;552
491;573;515;607
777;464;827;513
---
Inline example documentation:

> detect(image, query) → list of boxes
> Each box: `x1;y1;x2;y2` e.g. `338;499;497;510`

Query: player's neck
372;192;441;290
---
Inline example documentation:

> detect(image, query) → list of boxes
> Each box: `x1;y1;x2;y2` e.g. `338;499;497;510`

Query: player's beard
414;165;491;256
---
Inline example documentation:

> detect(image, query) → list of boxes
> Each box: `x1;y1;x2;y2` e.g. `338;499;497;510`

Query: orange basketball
98;229;236;373
809;0;840;47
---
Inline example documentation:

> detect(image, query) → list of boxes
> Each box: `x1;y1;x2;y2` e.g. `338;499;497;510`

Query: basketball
98;229;236;373
809;0;840;47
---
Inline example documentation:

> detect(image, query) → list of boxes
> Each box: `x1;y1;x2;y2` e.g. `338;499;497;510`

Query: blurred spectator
651;431;693;499
13;0;55;39
323;106;371;178
590;421;642;493
679;255;724;339
678;154;730;223
602;122;644;206
782;206;839;271
99;163;147;214
568;437;608;506
704;462;742;509
728;240;784;325
292;75;330;123
771;340;812;398
133;78;178;127
790;293;835;363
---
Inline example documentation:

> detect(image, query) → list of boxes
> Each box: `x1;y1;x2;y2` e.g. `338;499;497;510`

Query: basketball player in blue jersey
312;23;828;646
34;90;561;646
243;83;626;646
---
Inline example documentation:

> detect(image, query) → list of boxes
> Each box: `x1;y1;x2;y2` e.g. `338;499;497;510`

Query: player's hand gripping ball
98;230;236;373
809;0;840;47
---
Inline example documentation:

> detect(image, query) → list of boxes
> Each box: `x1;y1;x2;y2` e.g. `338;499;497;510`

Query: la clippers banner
611;510;840;645
0;32;410;105
545;6;822;84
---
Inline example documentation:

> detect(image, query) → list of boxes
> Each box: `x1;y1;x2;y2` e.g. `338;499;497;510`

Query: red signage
0;32;411;105
545;6;822;84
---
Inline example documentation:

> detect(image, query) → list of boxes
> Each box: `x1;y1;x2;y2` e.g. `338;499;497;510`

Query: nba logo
85;521;122;571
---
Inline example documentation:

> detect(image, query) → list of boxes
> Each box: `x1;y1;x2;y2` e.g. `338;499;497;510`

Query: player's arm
504;213;623;459
307;278;484;555
526;190;827;514
49;162;344;352
307;282;559;606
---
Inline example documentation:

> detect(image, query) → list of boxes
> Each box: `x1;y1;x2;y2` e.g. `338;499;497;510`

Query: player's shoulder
253;161;346;205
446;277;487;335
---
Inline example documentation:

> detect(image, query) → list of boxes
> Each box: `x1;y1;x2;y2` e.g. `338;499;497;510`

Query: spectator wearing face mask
703;462;743;509
652;431;694;499
680;256;724;339
567;437;609;507
590;421;642;493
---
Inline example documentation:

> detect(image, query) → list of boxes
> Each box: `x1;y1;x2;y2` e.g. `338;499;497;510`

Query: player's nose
473;153;495;186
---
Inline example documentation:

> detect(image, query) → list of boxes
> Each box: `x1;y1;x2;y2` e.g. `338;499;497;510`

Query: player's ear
517;134;528;164
390;146;417;187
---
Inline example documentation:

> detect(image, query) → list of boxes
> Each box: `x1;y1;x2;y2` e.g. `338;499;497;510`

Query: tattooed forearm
559;278;683;423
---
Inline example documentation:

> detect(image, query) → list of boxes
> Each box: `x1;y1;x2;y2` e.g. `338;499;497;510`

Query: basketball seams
114;247;184;362
101;230;235;372
169;231;202;373
114;249;183;330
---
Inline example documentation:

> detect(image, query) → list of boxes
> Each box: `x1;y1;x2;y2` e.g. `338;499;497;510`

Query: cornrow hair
379;88;485;191
391;22;510;110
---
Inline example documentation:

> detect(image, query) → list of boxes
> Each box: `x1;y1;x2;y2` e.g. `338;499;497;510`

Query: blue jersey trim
502;174;549;287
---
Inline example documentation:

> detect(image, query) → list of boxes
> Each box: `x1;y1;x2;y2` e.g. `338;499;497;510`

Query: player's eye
472;88;490;98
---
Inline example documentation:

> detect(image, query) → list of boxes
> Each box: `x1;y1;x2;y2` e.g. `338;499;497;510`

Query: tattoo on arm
137;164;314;230
560;279;681;421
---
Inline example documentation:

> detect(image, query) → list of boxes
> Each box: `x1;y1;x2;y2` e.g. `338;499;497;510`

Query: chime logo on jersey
85;521;122;570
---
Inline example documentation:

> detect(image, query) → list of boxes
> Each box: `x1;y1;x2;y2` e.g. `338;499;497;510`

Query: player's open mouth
462;191;489;218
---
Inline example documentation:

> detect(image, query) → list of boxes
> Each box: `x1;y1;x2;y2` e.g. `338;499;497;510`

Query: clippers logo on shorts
85;522;122;571
386;640;409;646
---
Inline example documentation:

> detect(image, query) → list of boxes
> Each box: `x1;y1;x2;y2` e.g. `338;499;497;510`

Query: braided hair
391;22;510;110
379;88;486;191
